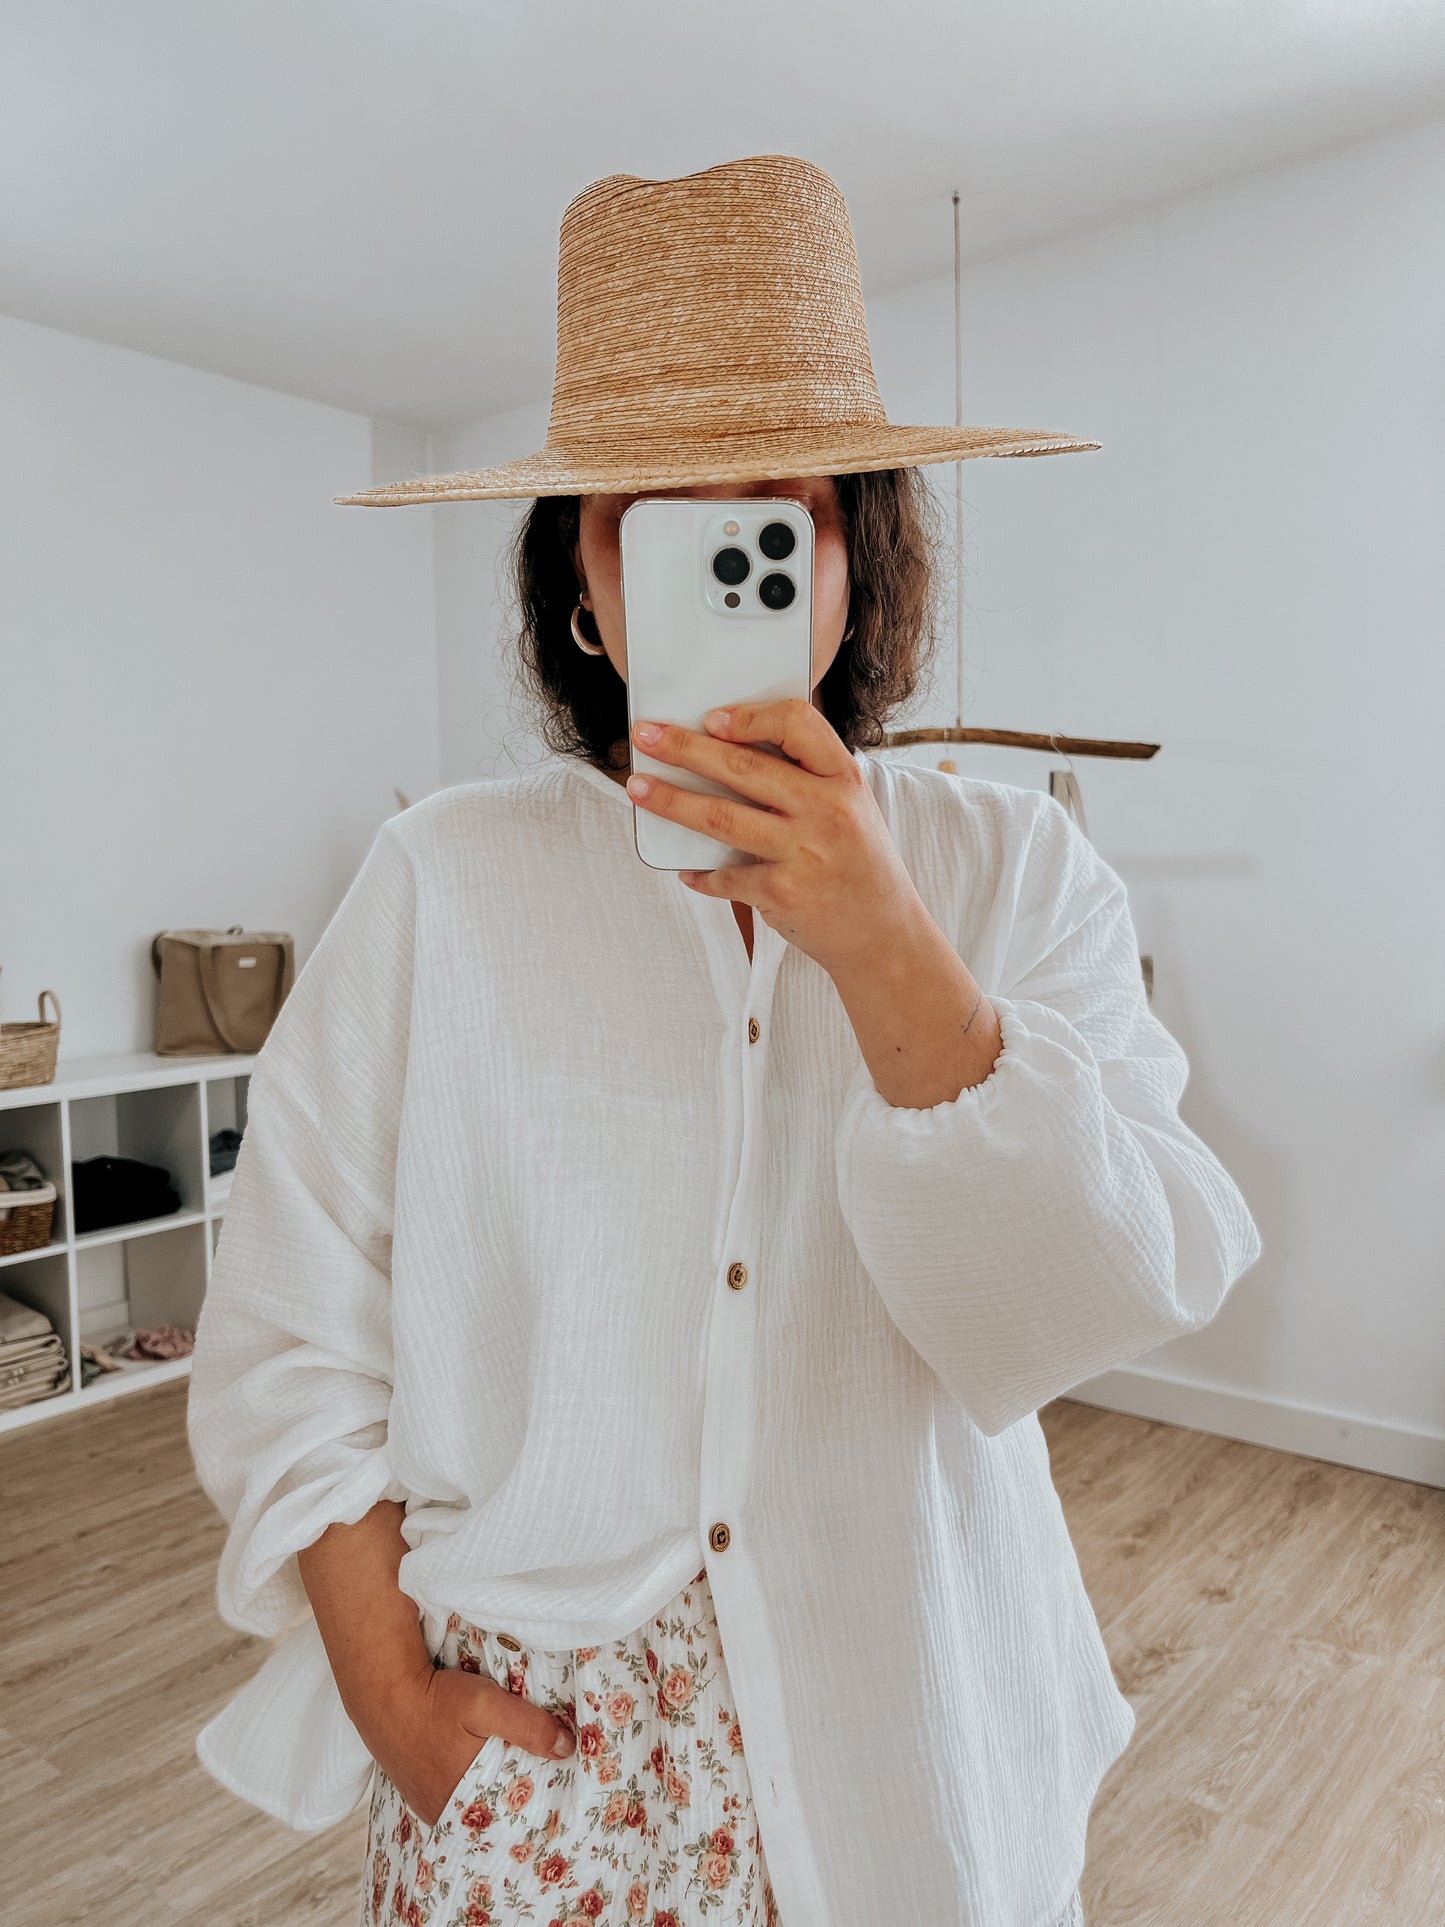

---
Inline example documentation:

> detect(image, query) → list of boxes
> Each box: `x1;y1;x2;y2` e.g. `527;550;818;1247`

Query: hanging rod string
953;187;964;731
881;188;1160;768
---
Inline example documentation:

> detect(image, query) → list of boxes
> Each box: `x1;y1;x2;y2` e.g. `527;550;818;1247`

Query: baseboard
1061;1366;1445;1490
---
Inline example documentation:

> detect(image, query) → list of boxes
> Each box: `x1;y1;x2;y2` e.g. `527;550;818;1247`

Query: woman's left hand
626;699;931;979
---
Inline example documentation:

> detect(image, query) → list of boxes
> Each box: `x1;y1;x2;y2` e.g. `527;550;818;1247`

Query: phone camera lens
758;521;796;561
711;546;750;586
758;572;795;610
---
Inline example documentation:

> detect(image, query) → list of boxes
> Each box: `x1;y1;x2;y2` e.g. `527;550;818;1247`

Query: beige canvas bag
150;926;294;1057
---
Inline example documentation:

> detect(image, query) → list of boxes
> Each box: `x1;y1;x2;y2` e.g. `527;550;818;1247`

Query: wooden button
726;1261;748;1290
708;1521;731;1552
494;1632;522;1651
747;1016;760;1043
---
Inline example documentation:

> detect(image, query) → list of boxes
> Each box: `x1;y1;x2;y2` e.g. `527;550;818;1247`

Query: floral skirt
362;1564;780;1927
361;1563;1087;1927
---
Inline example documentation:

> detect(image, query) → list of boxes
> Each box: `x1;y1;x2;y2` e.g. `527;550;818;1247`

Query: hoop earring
571;601;607;656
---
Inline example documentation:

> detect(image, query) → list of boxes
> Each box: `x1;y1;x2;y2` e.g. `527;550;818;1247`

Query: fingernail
553;1728;576;1757
626;774;650;798
703;708;731;731
634;720;661;744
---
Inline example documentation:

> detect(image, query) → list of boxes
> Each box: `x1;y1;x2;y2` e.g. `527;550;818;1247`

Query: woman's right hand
362;1658;578;1830
295;1503;577;1828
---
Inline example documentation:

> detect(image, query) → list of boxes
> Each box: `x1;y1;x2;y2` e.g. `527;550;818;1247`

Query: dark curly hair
505;471;945;771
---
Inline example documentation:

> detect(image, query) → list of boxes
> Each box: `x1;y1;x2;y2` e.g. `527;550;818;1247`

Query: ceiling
5;0;1444;429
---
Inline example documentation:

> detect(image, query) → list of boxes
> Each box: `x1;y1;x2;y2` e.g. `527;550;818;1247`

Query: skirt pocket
420;1726;511;1847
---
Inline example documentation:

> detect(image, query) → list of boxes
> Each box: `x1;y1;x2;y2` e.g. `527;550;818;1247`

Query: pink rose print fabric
362;1563;1087;1927
362;1566;780;1926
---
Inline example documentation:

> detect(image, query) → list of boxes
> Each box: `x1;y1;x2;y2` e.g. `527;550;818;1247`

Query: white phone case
619;497;815;872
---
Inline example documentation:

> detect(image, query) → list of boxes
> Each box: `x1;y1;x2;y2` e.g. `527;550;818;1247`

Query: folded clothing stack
0;1290;70;1411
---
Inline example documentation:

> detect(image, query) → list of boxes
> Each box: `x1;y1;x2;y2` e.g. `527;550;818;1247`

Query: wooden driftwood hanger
882;728;1159;762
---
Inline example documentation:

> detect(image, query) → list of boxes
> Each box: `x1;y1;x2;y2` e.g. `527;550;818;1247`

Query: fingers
625;774;782;863
626;698;866;902
631;717;799;825
468;1671;576;1761
678;861;765;901
628;770;787;861
628;715;805;857
702;695;855;779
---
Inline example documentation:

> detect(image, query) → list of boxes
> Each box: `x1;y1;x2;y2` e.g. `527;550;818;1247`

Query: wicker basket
0;990;61;1091
0;1180;57;1258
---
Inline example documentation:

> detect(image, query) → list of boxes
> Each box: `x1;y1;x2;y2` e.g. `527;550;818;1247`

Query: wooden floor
1;1381;1441;1926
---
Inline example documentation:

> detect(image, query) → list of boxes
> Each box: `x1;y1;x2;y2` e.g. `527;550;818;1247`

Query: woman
187;156;1262;1927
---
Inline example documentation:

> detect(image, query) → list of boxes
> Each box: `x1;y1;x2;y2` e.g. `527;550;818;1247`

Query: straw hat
336;152;1098;507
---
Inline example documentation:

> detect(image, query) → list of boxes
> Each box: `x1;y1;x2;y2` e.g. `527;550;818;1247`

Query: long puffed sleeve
187;816;416;1640
834;788;1262;1439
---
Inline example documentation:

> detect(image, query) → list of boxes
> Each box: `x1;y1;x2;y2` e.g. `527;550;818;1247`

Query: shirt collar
559;752;634;804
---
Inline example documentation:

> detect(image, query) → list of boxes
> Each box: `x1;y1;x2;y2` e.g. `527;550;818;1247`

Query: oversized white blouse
186;744;1262;1927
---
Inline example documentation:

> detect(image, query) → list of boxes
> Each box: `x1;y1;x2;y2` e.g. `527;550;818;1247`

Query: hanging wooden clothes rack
882;189;1161;793
883;727;1159;760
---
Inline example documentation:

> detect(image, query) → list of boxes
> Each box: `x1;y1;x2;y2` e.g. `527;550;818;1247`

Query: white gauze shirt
186;745;1262;1927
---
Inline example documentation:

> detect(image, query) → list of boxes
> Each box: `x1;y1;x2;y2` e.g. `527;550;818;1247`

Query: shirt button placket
696;940;818;1922
700;993;769;1575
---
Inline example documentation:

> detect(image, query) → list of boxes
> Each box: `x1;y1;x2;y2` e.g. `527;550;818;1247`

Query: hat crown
545;153;888;452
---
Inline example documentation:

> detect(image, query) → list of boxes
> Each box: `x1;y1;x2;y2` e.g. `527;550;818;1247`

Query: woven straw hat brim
335;422;1099;507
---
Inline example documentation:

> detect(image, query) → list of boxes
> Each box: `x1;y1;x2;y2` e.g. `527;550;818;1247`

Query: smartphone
618;496;815;872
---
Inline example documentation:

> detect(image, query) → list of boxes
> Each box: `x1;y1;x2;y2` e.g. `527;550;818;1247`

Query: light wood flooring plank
1041;1403;1445;1924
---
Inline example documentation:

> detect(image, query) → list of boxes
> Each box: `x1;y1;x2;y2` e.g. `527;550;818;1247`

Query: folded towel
0;1333;69;1408
0;1290;55;1345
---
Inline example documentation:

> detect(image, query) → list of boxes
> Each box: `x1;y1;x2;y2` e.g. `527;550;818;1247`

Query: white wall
0;315;440;1058
429;114;1445;1481
867;114;1445;1480
430;399;551;786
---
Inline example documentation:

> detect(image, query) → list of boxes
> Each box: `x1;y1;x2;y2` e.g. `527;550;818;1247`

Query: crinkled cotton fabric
187;746;1262;1927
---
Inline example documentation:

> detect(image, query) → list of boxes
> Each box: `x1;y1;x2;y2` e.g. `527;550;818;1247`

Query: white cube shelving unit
0;1049;256;1435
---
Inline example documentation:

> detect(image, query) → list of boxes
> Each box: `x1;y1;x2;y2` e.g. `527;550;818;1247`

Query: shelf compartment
0;1096;67;1244
0;1247;75;1418
69;1081;204;1228
202;1071;250;1212
77;1215;208;1367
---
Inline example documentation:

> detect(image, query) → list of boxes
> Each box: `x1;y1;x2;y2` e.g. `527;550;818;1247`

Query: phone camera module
758;572;795;611
711;546;751;586
758;521;796;561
